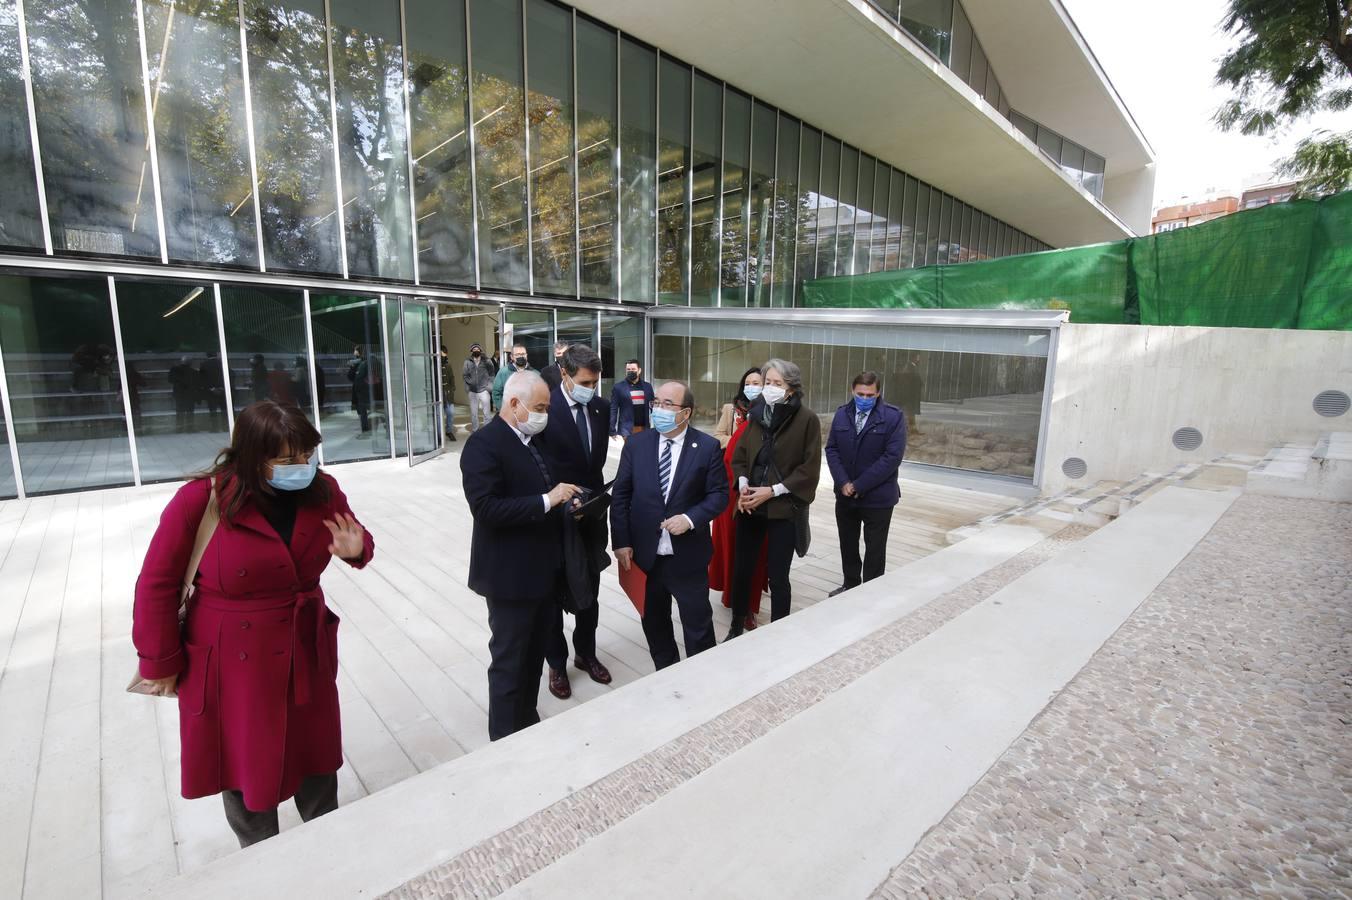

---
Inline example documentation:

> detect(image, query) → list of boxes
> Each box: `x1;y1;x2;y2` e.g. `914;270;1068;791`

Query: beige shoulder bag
127;486;220;696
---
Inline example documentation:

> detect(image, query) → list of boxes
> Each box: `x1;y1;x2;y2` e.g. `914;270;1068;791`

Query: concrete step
499;485;1241;899
1247;433;1352;501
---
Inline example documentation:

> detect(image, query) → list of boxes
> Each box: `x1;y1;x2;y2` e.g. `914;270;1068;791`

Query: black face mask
514;357;527;368
472;351;481;358
626;372;639;383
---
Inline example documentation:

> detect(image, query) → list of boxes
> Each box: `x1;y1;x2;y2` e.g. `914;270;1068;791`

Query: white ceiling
571;0;1152;242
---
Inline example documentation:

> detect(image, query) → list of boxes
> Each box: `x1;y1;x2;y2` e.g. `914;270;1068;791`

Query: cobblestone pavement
873;494;1352;899
385;526;1094;899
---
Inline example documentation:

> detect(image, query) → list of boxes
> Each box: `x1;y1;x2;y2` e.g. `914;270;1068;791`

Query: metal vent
1313;389;1350;418
1172;427;1204;451
1061;457;1088;479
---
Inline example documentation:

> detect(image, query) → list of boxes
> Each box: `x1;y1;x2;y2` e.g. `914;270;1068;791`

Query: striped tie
659;438;673;501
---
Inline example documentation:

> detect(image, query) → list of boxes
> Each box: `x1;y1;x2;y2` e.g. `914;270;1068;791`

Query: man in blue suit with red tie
611;380;729;670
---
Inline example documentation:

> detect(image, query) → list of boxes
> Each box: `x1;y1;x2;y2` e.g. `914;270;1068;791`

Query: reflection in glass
143;0;256;266
330;0;414;280
884;171;902;270
0;275;134;494
836;145;858;276
900;175;917;268
114;279;231;483
949;1;972;82
719;88;750;306
870;164;890;273
0;2;48;250
406;0;474;286
383;298;406;454
598;312;640;399
690;72;721;307
556;311;596;357
1060;142;1085;186
526;0;575;296
0;391;14;497
402;302;438;456
219;285;315;423
770;114;799;307
576;18;617;299
968;40;988;100
505;307;551;370
816;136;840;278
899;0;953;62
244;0;341;273
938;193;953;264
1083;152;1105;200
746;101;776;306
852;155;874;276
911;183;929;267
657;57;690;305
619;37;656;304
309;293;389;462
926;189;941;264
470;0;528;291
795;127;821;287
27;0;160;258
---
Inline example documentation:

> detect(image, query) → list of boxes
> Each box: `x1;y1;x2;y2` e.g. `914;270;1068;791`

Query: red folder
618;561;647;616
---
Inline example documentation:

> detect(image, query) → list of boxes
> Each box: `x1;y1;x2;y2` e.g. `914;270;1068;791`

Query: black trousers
222;772;338;848
731;515;797;622
641;556;716;670
546;601;598;672
486;594;555;741
835;501;894;588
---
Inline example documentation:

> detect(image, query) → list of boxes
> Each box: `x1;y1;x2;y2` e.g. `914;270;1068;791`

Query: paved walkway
872;493;1352;897
0;441;1016;899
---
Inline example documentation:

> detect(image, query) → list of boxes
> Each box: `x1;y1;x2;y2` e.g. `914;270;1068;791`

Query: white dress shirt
656;431;695;556
505;416;553;512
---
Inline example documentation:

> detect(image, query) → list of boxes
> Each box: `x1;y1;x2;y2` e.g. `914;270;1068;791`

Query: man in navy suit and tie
460;371;580;740
537;344;613;698
611;380;729;670
824;371;907;597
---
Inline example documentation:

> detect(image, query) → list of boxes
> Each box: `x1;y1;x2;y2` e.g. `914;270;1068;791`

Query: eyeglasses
649;400;691;411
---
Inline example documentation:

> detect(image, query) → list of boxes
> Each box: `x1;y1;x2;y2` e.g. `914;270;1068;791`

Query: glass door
402;300;442;465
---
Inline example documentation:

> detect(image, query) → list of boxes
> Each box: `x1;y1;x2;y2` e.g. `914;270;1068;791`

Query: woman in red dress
709;367;768;630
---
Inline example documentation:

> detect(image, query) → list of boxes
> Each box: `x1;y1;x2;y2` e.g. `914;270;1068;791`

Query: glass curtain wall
309;293;389;462
770;114;799;307
656;56;690;306
556;309;597;354
0;275;135;494
598;311;640;399
618;37;656;304
852;154;875;276
113;279;231;483
401;301;438;455
525;0;576;296
689;72;721;307
651;315;1048;480
815;136;840;279
719;88;750;307
219;284;315;422
141;0;257;267
0;0;43;252
406;0;475;286
746;101;776;307
795;127;821;287
575;17;617;299
504;306;552;369
836;145;858;277
383;296;407;453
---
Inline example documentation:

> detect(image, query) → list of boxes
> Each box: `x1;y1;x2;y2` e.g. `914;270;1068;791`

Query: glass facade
1011;110;1107;201
618;37;656;304
652;314;1050;481
575;17;617;299
525;0;576;296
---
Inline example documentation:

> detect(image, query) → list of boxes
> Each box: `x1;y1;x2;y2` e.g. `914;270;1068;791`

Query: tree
1214;0;1352;197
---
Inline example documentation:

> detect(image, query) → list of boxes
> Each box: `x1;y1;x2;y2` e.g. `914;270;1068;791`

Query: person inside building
168;355;199;433
824;371;906;596
347;345;371;433
131;400;374;848
540;340;568;390
609;358;654;441
460;371;579;740
492;342;535;411
199;351;228;432
249;353;269;402
611;380;728;670
728;358;822;638
462;342;493;433
438;343;457;442
711;367;769;631
537;344;612;698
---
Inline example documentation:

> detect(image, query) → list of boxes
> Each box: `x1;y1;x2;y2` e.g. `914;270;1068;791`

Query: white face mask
761;384;787;406
515;404;549;436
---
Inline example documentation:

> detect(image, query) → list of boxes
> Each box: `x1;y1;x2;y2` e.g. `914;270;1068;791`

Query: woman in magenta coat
132;400;374;847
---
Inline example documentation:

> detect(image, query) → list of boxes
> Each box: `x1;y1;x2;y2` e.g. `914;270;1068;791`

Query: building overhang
572;0;1151;244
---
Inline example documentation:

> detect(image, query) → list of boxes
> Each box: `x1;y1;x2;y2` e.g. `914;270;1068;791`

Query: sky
1061;0;1352;208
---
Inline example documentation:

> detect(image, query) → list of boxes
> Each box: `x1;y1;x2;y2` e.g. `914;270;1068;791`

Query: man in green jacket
492;342;535;410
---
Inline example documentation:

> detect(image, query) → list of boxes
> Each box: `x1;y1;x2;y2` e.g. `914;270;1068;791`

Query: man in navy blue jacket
611;380;729;669
609;358;655;440
460;371;580;740
824;371;907;597
536;344;613;699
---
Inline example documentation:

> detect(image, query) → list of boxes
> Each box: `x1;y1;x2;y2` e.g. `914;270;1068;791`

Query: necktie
575;402;590;456
525;440;552;489
659;438;673;501
856;410;868;433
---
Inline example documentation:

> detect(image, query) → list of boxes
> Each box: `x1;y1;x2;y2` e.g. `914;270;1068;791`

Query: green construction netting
800;190;1352;330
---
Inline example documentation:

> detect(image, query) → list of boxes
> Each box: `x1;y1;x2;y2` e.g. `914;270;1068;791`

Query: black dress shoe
548;668;572;699
828;584;858;598
725;619;744;641
575;656;612;685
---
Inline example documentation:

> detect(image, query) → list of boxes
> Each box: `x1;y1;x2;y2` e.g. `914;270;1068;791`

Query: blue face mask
854;395;877;413
743;384;762;402
569;378;596;405
651;407;683;434
268;457;318;491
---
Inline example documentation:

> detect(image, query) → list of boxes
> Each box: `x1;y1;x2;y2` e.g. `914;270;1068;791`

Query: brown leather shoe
744;614;758;631
548;668;571;699
575;656;612;685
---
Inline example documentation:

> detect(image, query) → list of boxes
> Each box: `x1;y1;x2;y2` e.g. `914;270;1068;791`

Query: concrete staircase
1246;432;1352;502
